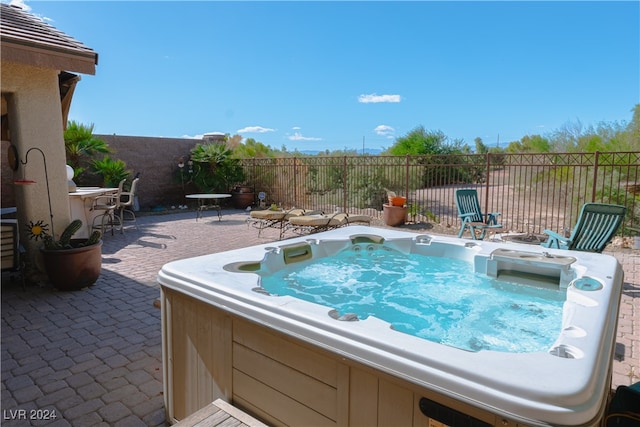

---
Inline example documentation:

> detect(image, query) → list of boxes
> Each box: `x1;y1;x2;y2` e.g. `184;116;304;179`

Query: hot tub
158;226;623;426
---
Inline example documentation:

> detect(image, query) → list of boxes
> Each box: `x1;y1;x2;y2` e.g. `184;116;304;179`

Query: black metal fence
240;151;640;236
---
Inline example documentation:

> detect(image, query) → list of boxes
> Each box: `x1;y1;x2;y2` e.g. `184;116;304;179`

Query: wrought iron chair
116;177;139;232
455;189;502;240
91;179;126;235
541;203;626;253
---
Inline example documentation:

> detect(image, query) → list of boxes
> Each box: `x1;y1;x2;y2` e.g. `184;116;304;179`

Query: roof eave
1;39;98;75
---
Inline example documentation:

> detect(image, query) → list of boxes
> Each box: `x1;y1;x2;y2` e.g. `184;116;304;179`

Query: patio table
186;194;231;221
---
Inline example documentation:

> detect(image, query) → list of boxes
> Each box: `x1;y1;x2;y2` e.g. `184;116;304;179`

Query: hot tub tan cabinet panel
162;290;233;419
162;287;517;427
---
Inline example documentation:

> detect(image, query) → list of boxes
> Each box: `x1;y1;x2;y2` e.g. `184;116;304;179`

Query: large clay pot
231;186;254;209
231;192;254;209
383;204;407;226
40;240;103;291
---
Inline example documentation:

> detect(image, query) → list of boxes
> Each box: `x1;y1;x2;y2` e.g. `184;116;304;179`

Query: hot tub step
173;398;267;427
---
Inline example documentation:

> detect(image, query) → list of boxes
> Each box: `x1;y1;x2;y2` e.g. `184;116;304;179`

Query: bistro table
185;194;231;221
69;187;118;238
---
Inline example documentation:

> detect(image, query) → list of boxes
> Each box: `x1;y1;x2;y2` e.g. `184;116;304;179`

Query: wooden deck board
173;399;268;427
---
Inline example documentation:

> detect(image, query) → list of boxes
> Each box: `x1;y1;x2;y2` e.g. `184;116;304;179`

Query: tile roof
0;3;98;74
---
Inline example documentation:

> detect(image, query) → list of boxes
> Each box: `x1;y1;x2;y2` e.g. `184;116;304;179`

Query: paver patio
1;209;638;426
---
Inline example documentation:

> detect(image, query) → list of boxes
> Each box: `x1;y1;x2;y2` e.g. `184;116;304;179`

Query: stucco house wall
2;61;72;251
1;2;98;265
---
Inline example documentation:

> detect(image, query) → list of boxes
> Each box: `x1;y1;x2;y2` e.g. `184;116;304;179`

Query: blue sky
11;0;640;152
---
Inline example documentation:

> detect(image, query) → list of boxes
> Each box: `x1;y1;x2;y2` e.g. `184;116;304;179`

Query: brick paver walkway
1;209;638;426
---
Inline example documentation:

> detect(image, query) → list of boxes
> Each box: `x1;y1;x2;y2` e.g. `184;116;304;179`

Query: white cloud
9;0;31;11
292;126;301;130
288;132;321;141
358;93;401;104
237;126;276;134
9;0;53;23
374;125;395;138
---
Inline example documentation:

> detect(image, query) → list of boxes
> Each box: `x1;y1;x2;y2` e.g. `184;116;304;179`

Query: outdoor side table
185;194;231;221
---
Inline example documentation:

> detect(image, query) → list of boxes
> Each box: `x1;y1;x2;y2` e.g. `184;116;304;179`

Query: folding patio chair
455;189;502;240
541;203;626;253
605;381;640;426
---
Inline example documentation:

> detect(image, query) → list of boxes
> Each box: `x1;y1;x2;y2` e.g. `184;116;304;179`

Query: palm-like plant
91;156;130;188
64;121;110;179
189;143;245;192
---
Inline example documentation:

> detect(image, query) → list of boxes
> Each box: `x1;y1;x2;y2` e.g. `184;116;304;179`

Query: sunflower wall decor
26;220;49;241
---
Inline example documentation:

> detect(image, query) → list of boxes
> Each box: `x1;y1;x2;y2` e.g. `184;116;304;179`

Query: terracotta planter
388;196;407;207
40;240;103;291
383;204;407;226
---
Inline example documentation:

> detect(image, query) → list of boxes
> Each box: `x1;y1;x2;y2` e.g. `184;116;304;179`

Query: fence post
591;151;600;202
293;158;297;207
405;155;410;198
484;153;491;214
252;157;256;189
343;156;348;210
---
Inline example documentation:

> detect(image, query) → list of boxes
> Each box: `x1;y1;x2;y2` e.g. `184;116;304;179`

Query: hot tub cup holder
416;235;432;244
571;277;603;291
329;309;359;321
549;344;584;359
562;325;587;338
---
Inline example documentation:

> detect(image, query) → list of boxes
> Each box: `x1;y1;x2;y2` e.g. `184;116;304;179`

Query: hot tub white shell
158;226;623;426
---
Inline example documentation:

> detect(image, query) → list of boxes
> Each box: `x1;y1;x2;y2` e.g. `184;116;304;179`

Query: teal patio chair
455;189;502;240
541;203;626;253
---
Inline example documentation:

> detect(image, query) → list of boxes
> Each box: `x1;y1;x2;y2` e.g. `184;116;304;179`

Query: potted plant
383;190;407;226
40;219;103;291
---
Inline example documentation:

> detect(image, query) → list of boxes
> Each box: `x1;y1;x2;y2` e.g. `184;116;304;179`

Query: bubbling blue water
260;245;566;353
